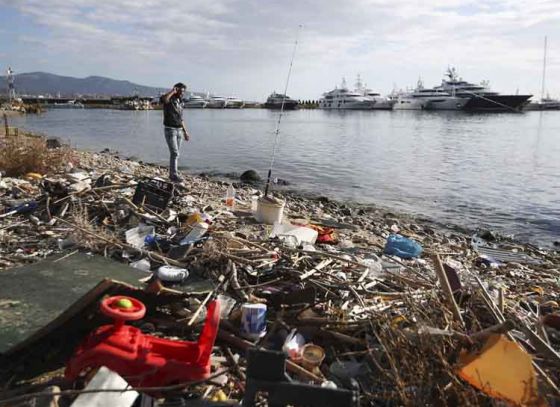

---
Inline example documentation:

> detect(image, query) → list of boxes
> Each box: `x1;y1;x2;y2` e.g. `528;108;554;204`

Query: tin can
240;303;267;340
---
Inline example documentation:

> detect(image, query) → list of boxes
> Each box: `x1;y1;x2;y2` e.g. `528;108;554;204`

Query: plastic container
240;303;267;340
255;197;285;225
301;344;325;370
384;234;423;259
250;195;259;213
225;184;236;208
180;222;209;245
271;223;318;245
125;225;155;249
132;178;174;212
157;265;188;282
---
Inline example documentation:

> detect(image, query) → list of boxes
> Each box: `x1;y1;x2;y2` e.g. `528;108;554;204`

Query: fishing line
264;24;302;197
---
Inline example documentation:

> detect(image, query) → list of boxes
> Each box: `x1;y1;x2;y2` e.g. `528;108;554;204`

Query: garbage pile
1;146;559;406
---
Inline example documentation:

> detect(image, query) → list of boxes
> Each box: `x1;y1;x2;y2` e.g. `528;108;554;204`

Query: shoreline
7;109;556;250
0;139;554;270
1;132;559;404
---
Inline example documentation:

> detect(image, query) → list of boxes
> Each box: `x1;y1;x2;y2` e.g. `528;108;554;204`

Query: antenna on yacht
264;24;302;197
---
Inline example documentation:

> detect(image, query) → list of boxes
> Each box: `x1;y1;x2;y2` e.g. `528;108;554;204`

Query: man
160;83;190;183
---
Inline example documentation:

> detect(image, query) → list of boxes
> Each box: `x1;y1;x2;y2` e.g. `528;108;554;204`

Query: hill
0;72;167;97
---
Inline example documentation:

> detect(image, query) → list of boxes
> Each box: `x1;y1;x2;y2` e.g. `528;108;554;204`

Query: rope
264;25;302;196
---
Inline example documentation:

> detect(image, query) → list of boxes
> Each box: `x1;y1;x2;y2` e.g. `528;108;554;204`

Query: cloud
2;0;560;99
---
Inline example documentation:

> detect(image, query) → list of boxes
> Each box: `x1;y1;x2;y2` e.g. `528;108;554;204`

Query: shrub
0;134;78;177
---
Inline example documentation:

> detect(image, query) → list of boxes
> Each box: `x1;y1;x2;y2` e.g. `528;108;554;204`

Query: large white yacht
183;94;207;108
392;79;468;110
354;75;395;110
224;96;244;108
205;94;227;108
319;78;374;110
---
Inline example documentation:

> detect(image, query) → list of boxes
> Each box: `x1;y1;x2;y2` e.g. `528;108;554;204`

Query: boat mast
540;36;547;102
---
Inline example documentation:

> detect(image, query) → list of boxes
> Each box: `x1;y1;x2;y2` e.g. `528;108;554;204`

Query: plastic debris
384;234;423;259
457;334;540;405
125;225;155;249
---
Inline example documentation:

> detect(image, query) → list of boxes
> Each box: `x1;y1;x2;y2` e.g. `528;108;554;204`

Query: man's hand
161;87;176;104
182;128;190;141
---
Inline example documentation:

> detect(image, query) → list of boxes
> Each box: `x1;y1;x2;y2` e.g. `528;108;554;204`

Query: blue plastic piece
384;234;423;259
10;201;38;215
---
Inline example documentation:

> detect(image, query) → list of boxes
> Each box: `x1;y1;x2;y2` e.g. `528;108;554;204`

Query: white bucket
255;197;285;225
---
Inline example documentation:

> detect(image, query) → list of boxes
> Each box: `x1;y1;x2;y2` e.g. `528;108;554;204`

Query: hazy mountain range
0;72;168;97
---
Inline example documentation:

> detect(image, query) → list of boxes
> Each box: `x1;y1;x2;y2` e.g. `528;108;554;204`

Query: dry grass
68;204;119;252
0;134;77;177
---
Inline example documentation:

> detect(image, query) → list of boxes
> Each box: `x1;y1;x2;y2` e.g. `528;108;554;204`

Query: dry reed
0;135;77;177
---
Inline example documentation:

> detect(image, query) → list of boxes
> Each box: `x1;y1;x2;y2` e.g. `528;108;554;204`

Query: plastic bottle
225;184;235;208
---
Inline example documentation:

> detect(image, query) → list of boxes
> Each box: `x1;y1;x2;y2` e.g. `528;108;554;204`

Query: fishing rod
264;25;302;197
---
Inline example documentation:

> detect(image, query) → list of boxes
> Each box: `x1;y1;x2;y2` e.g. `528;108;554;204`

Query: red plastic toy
65;295;220;390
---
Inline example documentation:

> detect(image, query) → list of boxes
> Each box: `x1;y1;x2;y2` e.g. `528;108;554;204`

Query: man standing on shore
160;83;190;183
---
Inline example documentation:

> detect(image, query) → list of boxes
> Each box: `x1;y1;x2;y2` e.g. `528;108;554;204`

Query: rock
46;137;62;149
340;206;353;217
317;196;330;203
554;241;560;247
479;230;497;242
240;170;261;184
274;178;290;186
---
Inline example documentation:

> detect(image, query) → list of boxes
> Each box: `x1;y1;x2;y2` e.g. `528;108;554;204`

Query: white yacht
354;75;395;110
183;94;207;108
224;96;244;108
393;79;468;110
205;94;227;108
319;78;374;110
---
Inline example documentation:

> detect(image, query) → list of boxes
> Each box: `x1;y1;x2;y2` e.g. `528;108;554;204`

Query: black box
132;178;174;212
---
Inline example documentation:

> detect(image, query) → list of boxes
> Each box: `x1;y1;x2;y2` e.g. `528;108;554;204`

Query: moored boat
435;67;532;112
319;78;374;110
183;95;207;108
264;92;299;109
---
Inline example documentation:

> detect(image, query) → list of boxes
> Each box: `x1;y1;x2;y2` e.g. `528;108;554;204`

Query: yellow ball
115;298;133;309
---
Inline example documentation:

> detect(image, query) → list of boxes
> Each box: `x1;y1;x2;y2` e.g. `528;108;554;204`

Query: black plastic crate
132;178;174;212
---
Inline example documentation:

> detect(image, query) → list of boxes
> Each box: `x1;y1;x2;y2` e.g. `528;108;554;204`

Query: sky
1;0;559;100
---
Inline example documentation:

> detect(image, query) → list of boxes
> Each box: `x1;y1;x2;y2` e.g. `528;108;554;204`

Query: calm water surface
9;108;560;246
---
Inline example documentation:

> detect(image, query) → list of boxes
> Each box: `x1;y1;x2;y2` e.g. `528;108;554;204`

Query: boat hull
206;101;227;108
184;102;207;108
319;101;374;110
264;101;299;109
524;101;560;111
463;95;531;112
371;98;395;110
425;97;469;110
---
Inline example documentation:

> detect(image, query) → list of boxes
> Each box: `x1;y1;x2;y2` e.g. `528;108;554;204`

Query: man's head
173;82;187;97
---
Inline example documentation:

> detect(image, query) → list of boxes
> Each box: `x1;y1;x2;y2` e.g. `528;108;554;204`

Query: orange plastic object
457;334;540;405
